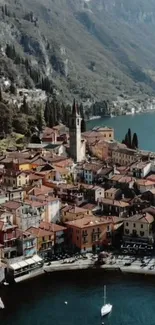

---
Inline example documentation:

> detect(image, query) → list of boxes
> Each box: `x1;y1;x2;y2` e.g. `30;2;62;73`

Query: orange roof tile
65;216;111;229
27;226;53;237
39;221;66;232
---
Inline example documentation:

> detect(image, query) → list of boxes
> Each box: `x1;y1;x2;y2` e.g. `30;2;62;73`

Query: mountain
1;0;155;101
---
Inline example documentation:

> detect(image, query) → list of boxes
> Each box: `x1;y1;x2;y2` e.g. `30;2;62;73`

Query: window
141;224;143;229
125;229;129;234
42;236;45;242
77;236;79;241
133;223;136;228
77;119;79;125
140;231;144;237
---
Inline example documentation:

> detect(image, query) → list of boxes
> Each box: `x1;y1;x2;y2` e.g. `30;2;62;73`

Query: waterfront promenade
13;253;155;283
43;254;155;275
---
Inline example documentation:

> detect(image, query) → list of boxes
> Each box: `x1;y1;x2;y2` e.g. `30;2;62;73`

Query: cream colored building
104;188;121;200
124;213;154;239
111;147;138;165
96;127;114;141
3;170;29;187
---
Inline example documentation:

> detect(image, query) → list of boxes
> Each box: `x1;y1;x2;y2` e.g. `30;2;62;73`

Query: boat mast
104;285;106;305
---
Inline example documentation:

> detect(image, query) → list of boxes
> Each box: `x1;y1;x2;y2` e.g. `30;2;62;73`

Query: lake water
1;271;155;325
87;112;155;151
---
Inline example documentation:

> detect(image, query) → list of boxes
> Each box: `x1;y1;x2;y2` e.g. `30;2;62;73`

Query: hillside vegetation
1;0;155;100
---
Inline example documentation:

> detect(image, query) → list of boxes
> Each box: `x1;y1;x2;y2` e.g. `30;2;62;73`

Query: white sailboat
101;285;112;317
0;298;4;309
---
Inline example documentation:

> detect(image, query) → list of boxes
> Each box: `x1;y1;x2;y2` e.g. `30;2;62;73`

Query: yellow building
27;227;54;255
3;170;29;187
96;127;114;141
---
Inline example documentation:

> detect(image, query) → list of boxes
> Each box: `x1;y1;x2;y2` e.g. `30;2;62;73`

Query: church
69;100;86;162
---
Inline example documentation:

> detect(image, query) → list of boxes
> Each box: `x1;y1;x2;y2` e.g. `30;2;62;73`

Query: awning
26;258;35;265
32;255;43;263
18;261;28;268
10;263;21;271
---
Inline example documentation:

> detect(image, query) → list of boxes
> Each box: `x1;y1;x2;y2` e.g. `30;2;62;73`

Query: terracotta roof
27;226;54;237
126;213;154;224
35;194;59;203
83;163;103;172
54;159;73;168
39;221;66;232
30;157;47;165
131;161;150;169
2;201;22;210
65;216;111;229
99;198;129;207
67;206;89;214
80;203;98;211
105;188;119;194
147;174;155;182
136;179;155;186
142;207;155;216
16;228;36;239
118;176;135;183
24;200;48;208
28;185;53;196
110;175;123;182
53;165;69;174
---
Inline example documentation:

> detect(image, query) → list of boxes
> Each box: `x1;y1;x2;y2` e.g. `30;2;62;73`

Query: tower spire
72;99;79;116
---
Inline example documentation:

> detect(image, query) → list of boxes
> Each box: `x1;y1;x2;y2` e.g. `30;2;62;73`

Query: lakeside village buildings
2;101;155;280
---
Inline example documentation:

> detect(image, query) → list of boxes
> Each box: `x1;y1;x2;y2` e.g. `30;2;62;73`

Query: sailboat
101;285;112;317
0;298;4;309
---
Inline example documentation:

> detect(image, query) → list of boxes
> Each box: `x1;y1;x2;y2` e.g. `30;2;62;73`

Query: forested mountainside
1;0;155;101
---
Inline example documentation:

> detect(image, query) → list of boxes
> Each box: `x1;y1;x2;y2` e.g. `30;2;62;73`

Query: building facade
65;216;112;253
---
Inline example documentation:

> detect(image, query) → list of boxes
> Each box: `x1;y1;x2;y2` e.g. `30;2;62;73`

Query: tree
81;119;86;133
36;106;45;131
12;114;28;135
21;95;29;114
132;133;138;149
0;88;3;102
0;102;12;135
79;103;84;118
127;128;132;148
10;82;17;95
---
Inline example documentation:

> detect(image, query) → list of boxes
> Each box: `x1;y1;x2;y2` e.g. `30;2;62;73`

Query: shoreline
10;256;155;284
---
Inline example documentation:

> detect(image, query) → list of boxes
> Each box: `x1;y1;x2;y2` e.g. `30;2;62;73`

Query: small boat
101;285;112;317
0;298;4;309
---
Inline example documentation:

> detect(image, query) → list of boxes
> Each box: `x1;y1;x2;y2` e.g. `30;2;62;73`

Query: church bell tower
69;100;82;162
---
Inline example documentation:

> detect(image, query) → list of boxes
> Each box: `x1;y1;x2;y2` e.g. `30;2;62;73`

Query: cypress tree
132;133;138;149
0;87;3;102
127;128;132;148
81;119;86;133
